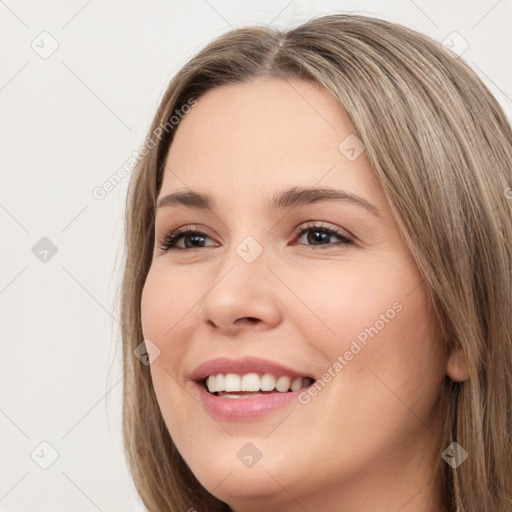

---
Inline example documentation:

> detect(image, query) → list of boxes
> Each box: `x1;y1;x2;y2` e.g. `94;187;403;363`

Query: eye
158;221;353;252
292;221;353;248
158;225;216;251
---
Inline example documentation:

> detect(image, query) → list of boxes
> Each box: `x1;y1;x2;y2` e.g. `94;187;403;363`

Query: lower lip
192;381;308;421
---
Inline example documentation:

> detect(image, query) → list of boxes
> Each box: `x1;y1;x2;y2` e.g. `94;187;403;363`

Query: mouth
199;372;315;398
189;356;318;419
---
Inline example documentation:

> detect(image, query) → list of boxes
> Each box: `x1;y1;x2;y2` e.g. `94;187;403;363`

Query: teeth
204;373;312;394
224;373;241;392
214;374;224;392
260;373;275;391
275;376;291;392
290;377;302;391
241;373;260;392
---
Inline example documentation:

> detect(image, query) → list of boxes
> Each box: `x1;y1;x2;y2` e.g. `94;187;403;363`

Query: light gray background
1;0;510;510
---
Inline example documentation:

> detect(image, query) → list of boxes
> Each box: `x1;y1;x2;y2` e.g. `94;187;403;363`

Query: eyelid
157;223;214;240
292;220;352;239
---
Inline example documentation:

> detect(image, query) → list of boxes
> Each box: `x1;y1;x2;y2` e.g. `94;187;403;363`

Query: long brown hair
119;13;512;511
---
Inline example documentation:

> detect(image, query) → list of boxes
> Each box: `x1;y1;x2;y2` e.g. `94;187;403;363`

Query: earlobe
446;348;470;382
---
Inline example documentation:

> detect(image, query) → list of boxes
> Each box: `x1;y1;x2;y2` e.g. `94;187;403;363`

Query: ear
446;348;470;382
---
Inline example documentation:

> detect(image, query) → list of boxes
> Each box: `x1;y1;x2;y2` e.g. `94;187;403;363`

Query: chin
201;468;295;511
181;442;303;505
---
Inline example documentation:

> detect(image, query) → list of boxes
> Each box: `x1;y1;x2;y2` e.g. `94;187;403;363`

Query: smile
204;372;314;397
189;356;317;420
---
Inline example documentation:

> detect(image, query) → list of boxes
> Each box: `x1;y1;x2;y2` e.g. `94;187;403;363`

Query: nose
199;246;283;335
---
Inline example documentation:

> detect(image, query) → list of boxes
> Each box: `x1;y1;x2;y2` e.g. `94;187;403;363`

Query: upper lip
189;356;315;382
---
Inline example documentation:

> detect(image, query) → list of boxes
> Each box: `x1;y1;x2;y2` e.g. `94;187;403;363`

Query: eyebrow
157;186;380;217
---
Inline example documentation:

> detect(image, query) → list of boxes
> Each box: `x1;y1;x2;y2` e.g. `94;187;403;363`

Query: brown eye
159;228;216;251
292;222;353;248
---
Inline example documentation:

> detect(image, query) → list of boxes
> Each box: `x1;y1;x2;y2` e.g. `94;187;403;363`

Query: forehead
161;78;382;204
168;78;346;161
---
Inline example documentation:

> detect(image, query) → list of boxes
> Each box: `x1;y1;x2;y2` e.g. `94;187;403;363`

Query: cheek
140;268;186;400
294;258;446;409
140;264;202;346
140;265;206;420
283;257;414;347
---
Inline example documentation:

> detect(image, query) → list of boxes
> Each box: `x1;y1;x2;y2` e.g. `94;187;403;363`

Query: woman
120;13;512;512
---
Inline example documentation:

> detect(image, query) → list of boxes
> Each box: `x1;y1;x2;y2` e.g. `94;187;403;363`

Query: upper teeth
206;373;311;393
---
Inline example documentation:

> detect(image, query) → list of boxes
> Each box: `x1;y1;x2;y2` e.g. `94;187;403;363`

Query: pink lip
189;356;315;421
192;380;311;421
189;356;314;382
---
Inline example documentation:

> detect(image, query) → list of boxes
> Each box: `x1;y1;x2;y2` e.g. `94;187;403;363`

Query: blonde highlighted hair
120;13;512;511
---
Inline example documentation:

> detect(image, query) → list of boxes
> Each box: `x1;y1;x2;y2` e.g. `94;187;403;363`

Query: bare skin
141;77;466;512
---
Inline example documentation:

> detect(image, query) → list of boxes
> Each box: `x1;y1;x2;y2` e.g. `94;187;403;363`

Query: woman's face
141;78;449;511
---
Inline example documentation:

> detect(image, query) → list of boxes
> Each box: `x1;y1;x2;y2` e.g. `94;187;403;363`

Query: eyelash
157;222;353;252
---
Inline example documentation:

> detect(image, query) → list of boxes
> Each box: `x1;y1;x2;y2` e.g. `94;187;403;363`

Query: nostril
237;317;259;324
